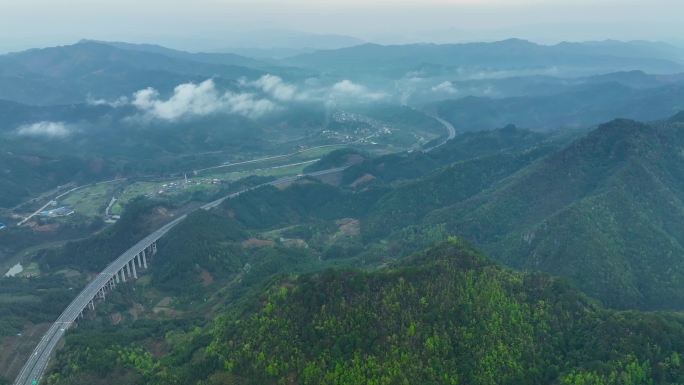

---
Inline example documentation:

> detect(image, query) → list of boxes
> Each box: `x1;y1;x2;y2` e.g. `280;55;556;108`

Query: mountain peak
495;38;536;46
667;111;684;123
569;118;655;159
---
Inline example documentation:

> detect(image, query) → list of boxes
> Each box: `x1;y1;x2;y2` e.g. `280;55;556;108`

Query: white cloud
16;121;72;138
132;79;278;121
330;80;386;101
332;80;365;94
87;95;130;107
123;76;389;121
250;74;298;101
225;92;280;118
431;81;458;94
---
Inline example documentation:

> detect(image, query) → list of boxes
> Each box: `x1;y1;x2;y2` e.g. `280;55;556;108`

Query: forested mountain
425;117;684;309
207;240;684;385
47;240;684;385
25;115;684;312
9;115;684;384
0;41;265;104
8;33;684;385
117;115;684;311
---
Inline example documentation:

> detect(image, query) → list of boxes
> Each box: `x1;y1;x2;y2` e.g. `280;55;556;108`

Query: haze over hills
79;40;268;68
431;81;684;131
284;39;684;78
215;28;366;59
2;39;684;106
0;41;270;105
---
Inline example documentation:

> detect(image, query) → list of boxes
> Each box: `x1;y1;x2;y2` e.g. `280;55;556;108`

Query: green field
51;145;348;222
61;181;124;218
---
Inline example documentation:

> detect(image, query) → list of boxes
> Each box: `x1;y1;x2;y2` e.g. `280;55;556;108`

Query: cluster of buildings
157;177;223;195
327;111;390;142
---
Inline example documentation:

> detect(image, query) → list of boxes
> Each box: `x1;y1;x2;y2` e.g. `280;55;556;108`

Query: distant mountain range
0;41;314;105
215;28;365;58
431;79;684;131
79;40;267;68
1;38;683;105
284;39;684;77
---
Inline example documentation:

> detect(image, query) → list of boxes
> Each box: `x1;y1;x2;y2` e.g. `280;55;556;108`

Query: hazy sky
1;0;683;52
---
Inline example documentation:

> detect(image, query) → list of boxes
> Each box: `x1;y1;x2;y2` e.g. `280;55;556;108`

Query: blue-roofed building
40;207;75;218
0;223;6;230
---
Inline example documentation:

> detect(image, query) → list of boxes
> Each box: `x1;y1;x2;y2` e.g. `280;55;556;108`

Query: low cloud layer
132;79;277;121
330;80;386;101
87;96;130;107
16;121;72;138
123;75;388;122
250;74;298;101
431;81;458;94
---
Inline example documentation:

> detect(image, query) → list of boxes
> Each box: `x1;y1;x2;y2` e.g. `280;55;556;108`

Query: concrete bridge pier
131;259;138;279
142;250;148;269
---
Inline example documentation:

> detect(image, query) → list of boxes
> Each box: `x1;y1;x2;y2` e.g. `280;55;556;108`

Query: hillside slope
426;118;684;309
208;240;684;385
49;240;684;385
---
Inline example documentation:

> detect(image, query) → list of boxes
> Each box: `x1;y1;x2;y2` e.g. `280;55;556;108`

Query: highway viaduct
13;167;346;385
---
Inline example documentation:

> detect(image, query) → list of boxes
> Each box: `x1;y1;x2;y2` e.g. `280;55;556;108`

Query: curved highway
424;115;457;152
13;167;347;385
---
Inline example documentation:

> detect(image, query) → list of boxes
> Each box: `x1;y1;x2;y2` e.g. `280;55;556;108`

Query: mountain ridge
423;117;684;309
284;39;684;76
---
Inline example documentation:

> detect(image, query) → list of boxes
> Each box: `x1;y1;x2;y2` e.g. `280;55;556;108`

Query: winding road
424;115;457;152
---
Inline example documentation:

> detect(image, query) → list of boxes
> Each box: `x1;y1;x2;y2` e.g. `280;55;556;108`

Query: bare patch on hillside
242;238;275;248
351;173;376;188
